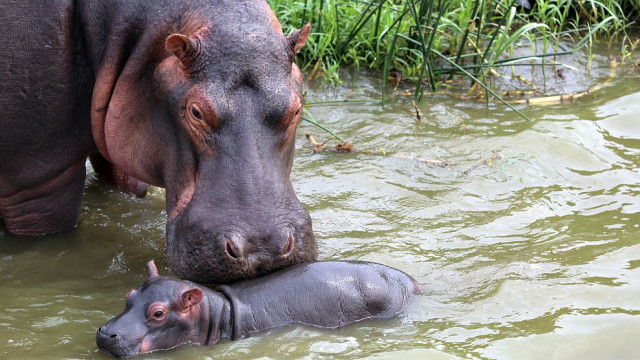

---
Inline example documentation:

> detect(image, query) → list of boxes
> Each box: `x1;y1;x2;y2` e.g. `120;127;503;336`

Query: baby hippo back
216;261;422;338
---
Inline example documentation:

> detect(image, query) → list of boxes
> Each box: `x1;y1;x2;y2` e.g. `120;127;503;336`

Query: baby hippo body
96;260;422;358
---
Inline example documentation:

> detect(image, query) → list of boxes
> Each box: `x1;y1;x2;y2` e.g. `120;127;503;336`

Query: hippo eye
148;303;168;322
190;104;203;121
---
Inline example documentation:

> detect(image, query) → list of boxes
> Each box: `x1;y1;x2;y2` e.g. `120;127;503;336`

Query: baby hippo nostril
98;326;111;336
110;333;118;339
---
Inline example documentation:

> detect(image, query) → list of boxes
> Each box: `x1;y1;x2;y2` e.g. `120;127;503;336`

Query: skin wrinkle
359;279;376;317
139;335;151;354
91;19;148;163
203;290;224;345
0;159;85;234
102;35;168;186
168;178;196;222
0;167;72;205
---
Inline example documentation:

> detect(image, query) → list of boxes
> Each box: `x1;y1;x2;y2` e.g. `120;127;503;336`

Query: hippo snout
96;325;141;358
166;212;317;284
164;138;318;284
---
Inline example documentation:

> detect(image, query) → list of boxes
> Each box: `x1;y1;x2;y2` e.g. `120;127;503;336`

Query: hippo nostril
225;239;240;260
281;231;295;256
110;333;118;339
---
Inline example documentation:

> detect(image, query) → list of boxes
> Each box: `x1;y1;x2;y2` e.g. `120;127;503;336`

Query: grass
269;0;639;111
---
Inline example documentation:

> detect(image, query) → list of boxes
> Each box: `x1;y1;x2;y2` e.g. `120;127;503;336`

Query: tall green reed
269;0;638;121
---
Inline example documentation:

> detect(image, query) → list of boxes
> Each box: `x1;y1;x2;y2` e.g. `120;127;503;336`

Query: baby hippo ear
147;260;159;278
180;288;203;310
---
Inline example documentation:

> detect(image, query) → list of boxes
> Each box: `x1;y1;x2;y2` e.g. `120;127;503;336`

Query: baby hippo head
96;261;207;358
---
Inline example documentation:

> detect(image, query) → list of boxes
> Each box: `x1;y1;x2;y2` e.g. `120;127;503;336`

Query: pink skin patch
139;336;152;355
168;180;196;222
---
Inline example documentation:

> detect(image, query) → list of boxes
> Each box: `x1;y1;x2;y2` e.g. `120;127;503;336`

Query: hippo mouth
96;327;142;359
97;329;192;358
97;346;141;359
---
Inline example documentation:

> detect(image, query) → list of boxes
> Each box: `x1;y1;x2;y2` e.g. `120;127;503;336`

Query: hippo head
159;17;317;284
91;2;316;283
97;261;207;358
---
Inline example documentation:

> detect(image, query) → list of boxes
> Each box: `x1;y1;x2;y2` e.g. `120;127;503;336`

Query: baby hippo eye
148;303;168;322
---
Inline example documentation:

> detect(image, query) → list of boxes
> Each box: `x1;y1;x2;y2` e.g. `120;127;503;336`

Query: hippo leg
0;160;86;235
89;154;149;197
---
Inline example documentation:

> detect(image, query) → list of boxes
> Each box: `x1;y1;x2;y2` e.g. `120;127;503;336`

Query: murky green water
1;45;639;359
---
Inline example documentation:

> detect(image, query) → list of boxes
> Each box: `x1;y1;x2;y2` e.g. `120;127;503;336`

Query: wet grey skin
96;260;422;358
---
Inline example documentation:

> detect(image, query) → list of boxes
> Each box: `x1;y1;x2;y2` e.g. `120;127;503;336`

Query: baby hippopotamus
96;260;422;357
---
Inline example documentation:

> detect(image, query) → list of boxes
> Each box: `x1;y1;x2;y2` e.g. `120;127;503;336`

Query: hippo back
217;261;422;338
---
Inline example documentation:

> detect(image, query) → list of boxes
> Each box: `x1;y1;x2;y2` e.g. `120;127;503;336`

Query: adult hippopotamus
97;260;422;358
0;0;316;283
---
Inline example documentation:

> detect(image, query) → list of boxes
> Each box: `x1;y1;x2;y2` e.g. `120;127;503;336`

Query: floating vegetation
304;132;451;166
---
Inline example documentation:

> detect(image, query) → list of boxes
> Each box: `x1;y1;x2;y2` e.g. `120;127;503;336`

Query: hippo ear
286;23;311;56
165;34;201;64
147;260;159;278
179;288;203;310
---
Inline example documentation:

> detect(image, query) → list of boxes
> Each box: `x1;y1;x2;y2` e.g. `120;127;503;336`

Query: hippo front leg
89;154;150;197
0;159;86;235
